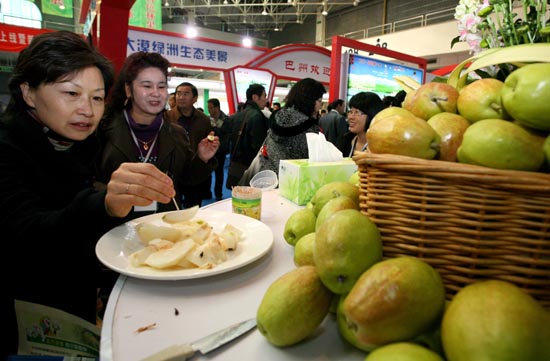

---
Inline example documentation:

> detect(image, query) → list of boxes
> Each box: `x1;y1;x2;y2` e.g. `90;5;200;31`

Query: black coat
95;111;215;211
0;111;125;356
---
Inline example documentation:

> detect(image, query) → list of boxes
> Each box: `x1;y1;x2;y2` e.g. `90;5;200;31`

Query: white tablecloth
99;190;366;360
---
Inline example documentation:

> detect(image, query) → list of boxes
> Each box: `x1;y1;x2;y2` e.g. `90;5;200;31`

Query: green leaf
447;43;550;90
450;36;461;49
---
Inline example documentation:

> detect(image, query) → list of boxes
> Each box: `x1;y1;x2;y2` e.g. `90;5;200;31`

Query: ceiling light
321;8;328;16
164;1;169;6
261;8;268;16
353;0;359;5
242;37;252;47
223;0;228;4
186;27;198;38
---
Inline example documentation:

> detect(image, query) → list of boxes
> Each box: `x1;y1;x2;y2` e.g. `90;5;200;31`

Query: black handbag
226;112;251;189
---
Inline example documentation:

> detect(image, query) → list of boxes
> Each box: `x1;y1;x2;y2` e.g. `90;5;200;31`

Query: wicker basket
353;152;550;308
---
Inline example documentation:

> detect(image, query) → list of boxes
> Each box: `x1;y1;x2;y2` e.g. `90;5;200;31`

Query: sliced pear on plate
145;238;196;269
162;205;200;224
135;223;182;244
129;245;157;267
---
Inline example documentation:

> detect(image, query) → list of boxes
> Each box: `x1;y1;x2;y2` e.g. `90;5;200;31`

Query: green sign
129;0;162;30
42;0;74;19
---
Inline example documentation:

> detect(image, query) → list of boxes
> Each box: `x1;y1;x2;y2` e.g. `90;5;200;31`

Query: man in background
207;98;231;201
167;82;213;207
168;91;176;110
319;98;348;153
226;83;268;188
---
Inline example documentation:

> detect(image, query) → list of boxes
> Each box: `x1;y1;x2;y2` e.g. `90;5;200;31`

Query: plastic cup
232;186;262;220
249;170;279;221
249;170;278;190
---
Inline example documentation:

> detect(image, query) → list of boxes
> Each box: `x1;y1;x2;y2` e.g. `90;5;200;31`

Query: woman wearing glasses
342;91;385;157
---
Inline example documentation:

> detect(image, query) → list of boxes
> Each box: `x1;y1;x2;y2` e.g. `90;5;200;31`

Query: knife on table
141;318;257;361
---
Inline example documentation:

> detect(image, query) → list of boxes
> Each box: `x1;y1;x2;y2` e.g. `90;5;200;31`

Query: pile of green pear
256;180;550;360
368;63;550;172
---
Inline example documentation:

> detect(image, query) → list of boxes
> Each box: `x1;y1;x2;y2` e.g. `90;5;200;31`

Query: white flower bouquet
452;0;550;54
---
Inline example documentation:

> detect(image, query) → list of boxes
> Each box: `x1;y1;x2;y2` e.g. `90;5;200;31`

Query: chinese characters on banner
129;0;162;30
0;23;51;52
283;59;330;79
127;28;266;70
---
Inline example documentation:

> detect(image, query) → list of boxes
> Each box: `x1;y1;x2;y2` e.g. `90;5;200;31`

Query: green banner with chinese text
129;0;162;30
42;0;74;19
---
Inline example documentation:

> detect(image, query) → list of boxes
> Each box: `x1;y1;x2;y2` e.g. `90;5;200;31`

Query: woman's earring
124;97;130;107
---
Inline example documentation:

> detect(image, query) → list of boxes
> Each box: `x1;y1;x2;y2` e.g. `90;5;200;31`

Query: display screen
234;67;273;104
345;53;424;100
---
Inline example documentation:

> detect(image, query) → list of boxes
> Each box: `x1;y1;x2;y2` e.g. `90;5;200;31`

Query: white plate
96;209;273;281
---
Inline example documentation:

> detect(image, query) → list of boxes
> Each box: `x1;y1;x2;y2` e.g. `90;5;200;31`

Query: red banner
0;23;52;52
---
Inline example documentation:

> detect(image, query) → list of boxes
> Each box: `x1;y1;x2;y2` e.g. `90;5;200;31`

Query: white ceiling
161;0;360;37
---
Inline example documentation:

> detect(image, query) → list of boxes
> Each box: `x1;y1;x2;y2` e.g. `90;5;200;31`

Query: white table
100;190;366;360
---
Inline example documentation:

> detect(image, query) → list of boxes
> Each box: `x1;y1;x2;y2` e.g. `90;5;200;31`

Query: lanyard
123;110;162;163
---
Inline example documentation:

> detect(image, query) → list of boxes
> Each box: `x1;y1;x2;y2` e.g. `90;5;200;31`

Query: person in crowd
382;90;407;108
167;82;214;207
167;91;176;110
261;100;272;119
207;98;231;201
226;83;268;188
272;102;281;111
96;52;218;214
236;102;246;112
342;91;385;157
319;108;327;118
0;31;180;358
319;98;348;153
255;77;326;176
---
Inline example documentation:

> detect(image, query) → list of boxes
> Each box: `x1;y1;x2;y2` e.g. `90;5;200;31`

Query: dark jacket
95;111;215;211
259;106;320;175
166;106;213;151
230;102;268;166
166;106;215;201
319;109;348;153
0;111;126;355
212;111;232;156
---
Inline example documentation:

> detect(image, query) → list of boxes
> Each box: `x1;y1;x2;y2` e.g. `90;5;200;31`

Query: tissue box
279;158;358;205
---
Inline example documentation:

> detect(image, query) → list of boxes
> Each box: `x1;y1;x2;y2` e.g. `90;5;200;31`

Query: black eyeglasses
347;109;365;116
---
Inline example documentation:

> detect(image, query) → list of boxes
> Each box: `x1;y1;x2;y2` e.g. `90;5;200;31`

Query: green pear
441;280;550;361
543;134;550;170
336;293;377;352
365;342;445;361
314;209;382;294
501;63;550;131
315;195;359;230
427;112;470;162
283;208;316;246
402;82;459;120
348;170;360;187
457;78;508;123
366;113;441;159
310;181;360;216
371;106;415;127
343;257;446;347
256;265;333;347
402;89;416;111
293;232;316;267
457;118;545;171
